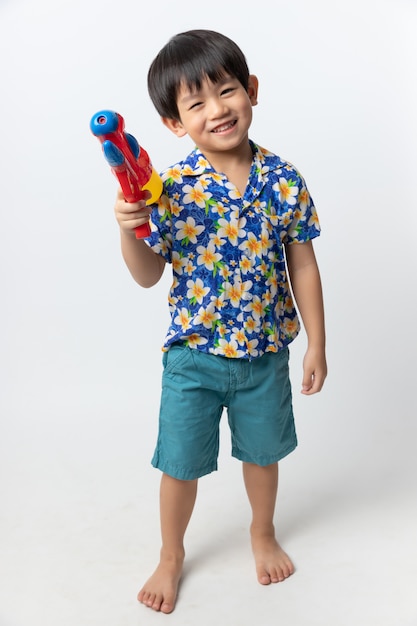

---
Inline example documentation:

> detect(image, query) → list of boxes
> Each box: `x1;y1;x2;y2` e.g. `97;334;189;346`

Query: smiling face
162;73;259;164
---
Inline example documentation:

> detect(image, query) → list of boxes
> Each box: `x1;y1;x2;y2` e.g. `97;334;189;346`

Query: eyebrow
179;74;234;104
180;90;202;104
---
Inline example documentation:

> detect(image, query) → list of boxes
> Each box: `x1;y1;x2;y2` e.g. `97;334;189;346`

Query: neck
203;138;252;176
203;141;253;196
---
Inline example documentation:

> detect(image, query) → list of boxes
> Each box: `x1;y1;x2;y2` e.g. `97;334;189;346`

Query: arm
114;188;166;288
285;240;327;395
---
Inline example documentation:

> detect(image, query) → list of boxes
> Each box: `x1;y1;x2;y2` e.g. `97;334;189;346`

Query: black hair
147;30;250;120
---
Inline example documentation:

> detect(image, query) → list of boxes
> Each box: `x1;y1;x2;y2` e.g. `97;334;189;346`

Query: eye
189;101;203;110
221;87;235;96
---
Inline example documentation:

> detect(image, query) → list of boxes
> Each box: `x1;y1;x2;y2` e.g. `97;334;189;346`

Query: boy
114;30;327;614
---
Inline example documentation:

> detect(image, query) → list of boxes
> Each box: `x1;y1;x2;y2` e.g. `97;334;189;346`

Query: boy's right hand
114;187;152;235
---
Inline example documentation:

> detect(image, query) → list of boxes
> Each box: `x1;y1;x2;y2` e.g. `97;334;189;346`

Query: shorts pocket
163;345;194;378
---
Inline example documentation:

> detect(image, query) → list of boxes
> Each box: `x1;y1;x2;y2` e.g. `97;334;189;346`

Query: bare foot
137;553;184;614
251;528;295;585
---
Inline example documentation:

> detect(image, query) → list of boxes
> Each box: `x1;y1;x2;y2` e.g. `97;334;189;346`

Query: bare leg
138;473;198;613
243;462;294;584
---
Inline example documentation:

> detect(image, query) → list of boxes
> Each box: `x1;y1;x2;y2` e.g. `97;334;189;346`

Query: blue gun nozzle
102;140;125;168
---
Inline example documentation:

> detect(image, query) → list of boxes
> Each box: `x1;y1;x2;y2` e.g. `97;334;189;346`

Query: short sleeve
284;172;321;245
145;193;173;262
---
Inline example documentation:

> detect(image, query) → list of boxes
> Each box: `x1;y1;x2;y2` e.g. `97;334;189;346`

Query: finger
117;198;149;216
116;186;152;204
141;188;152;202
301;379;315;395
301;368;314;393
301;371;326;395
116;186;152;203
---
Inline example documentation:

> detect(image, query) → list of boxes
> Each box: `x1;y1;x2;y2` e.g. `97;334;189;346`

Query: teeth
213;121;235;133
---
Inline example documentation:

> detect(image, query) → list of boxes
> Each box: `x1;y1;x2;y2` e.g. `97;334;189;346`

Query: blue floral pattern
147;141;320;359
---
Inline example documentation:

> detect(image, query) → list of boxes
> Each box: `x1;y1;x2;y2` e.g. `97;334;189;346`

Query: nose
208;96;229;119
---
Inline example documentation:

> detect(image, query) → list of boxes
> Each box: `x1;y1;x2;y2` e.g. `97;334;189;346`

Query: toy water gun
90;110;163;238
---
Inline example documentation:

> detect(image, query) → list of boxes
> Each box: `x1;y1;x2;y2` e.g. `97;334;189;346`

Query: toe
151;594;163;611
269;568;281;583
161;601;175;614
257;567;271;585
147;593;157;608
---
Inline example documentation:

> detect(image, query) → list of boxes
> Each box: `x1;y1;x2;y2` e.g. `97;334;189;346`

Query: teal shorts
151;345;297;480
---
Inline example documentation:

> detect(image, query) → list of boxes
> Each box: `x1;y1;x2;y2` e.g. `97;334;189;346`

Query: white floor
1;397;416;626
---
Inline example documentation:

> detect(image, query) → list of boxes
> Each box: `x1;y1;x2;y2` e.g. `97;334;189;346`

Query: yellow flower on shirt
175;216;205;244
186;278;210;305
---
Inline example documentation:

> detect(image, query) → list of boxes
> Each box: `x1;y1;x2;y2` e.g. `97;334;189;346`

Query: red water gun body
90;110;162;238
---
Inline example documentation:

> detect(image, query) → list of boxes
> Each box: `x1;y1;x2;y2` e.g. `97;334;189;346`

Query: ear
161;116;188;138
247;74;259;106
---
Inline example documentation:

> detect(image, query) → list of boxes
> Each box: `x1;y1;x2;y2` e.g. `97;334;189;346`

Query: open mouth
211;120;237;133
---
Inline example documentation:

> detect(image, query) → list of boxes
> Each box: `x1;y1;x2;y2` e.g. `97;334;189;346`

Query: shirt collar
179;140;286;177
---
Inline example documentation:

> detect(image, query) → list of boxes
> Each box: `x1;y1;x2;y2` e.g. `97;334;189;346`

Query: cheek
244;106;253;123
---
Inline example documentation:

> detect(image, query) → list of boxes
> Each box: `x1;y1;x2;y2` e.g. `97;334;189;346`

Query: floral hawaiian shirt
146;140;320;359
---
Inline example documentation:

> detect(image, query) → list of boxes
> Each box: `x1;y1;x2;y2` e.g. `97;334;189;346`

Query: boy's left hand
301;346;327;395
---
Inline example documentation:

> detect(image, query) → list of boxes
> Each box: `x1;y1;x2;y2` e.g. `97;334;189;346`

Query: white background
1;1;416;625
